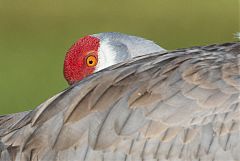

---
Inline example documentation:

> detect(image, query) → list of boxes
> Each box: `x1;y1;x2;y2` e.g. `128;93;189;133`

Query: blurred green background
0;0;239;114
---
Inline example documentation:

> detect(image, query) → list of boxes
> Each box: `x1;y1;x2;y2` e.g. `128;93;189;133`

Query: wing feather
1;42;239;161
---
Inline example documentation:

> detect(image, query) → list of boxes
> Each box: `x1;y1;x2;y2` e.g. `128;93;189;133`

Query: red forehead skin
64;35;100;85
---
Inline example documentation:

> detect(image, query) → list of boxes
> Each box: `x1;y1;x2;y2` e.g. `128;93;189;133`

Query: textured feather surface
0;42;239;161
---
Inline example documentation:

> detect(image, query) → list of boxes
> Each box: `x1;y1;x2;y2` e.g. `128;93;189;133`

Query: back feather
0;42;239;161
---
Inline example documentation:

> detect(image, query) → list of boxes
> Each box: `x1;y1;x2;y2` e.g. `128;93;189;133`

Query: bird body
0;33;239;161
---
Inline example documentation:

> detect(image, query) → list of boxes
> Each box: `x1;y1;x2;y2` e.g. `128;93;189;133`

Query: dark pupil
89;60;93;64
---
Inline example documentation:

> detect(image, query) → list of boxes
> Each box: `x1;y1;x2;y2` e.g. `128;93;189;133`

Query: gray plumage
0;42;240;161
92;32;166;72
92;32;166;56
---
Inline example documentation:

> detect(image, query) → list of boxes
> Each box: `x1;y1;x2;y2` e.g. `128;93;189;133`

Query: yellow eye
86;55;98;67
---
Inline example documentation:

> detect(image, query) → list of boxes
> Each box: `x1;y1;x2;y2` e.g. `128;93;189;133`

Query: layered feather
0;42;239;161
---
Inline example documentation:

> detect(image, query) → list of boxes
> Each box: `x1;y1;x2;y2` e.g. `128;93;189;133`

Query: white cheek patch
95;40;117;72
235;32;240;40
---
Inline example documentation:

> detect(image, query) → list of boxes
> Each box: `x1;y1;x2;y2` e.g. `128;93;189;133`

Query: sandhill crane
0;33;239;161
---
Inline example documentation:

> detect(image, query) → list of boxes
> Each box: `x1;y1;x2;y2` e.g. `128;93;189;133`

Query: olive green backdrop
0;0;239;114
